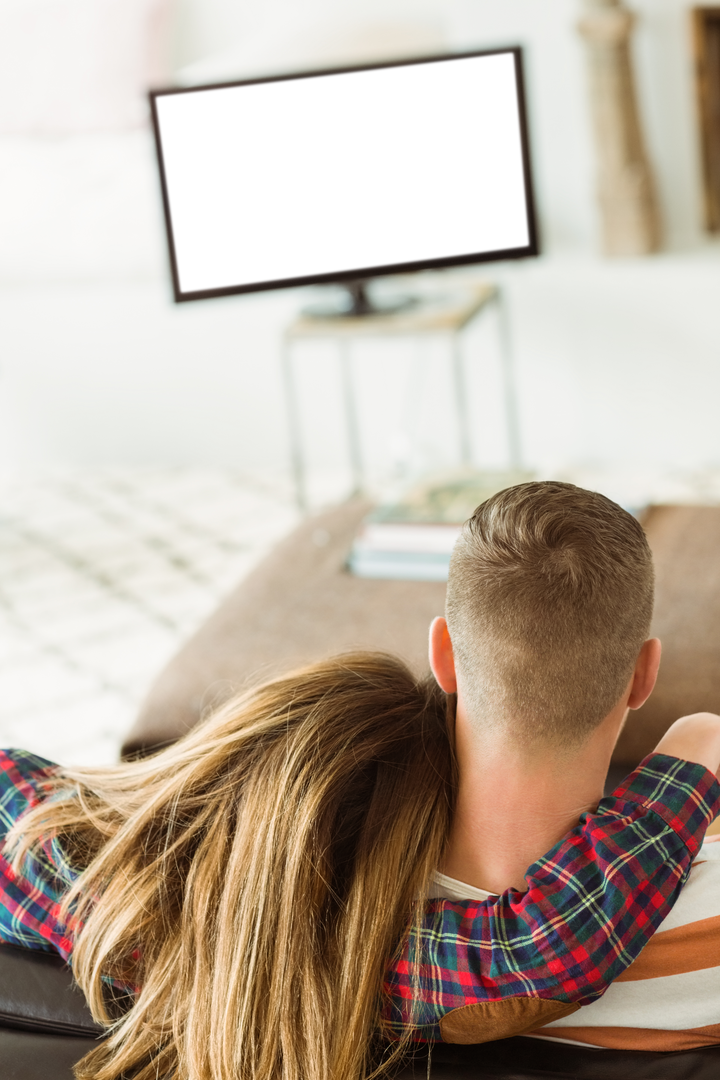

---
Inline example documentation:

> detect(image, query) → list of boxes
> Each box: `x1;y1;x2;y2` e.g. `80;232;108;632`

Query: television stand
282;281;521;511
302;279;417;319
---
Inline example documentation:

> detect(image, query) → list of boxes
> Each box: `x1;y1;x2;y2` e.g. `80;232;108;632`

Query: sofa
2;943;719;1079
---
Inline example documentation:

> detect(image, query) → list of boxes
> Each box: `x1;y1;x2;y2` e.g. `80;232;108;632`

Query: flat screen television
150;47;538;313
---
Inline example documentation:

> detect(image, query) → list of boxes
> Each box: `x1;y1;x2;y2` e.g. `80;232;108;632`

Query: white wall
1;0;719;490
172;0;711;253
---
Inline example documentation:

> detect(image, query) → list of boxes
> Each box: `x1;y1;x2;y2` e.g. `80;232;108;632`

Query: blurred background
1;0;719;764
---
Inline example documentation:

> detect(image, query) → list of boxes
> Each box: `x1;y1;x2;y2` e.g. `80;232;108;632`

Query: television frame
149;46;539;304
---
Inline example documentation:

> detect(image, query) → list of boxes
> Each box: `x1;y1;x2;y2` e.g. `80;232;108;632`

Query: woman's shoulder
0;749;60;830
0;750;77;960
0;748;59;775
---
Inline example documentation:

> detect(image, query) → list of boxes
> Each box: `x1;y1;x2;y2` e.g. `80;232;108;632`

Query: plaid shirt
0;748;718;1044
383;753;720;1041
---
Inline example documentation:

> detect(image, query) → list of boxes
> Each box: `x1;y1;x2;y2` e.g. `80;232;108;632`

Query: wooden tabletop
286;281;497;339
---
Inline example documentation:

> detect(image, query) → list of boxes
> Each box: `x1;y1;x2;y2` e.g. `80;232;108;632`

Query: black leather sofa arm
400;1035;720;1080
0;943;718;1079
0;943;101;1038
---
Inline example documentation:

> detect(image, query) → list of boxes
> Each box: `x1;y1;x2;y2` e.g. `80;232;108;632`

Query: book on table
348;470;532;582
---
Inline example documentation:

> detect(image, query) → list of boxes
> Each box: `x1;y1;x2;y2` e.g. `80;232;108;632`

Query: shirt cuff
608;752;720;859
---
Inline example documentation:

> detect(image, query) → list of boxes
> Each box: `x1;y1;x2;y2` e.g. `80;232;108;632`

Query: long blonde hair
7;652;455;1080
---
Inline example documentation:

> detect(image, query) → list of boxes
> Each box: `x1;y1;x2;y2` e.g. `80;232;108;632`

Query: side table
281;282;520;511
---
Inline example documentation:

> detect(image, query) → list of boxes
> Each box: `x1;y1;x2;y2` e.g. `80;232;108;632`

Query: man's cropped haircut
446;481;654;747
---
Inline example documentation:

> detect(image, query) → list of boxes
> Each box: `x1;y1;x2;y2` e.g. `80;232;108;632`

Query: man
426;480;720;1049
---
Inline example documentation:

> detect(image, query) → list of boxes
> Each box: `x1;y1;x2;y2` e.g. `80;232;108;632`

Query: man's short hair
446;481;654;748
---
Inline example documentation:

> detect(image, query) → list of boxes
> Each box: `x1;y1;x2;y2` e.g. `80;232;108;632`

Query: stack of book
348;470;532;582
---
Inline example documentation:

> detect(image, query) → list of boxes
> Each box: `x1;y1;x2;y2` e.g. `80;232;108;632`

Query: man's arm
654;711;720;777
382;743;720;1044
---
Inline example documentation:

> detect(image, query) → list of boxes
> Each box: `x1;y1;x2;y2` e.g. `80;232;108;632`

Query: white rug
0;469;297;766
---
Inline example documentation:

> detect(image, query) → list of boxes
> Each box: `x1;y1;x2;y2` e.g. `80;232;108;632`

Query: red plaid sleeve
1;749;719;1045
382;753;720;1042
0;749;79;960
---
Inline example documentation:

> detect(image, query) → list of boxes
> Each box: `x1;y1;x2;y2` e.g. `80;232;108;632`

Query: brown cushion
614;504;720;764
121;499;446;757
122;501;720;767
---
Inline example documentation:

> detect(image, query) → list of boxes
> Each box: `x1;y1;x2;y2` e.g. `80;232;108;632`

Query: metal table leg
494;287;522;469
281;334;308;512
338;338;364;496
451;331;472;465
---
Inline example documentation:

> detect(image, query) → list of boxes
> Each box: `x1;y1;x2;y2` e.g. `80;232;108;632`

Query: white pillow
0;0;172;133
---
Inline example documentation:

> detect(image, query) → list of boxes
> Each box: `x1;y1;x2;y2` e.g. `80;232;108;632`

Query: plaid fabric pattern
0;750;77;961
0;748;718;1045
382;753;720;1041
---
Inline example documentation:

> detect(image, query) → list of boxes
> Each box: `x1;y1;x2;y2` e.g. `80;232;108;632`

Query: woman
1;653;718;1080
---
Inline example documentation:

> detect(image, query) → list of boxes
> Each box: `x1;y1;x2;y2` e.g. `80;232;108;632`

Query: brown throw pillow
614;504;720;764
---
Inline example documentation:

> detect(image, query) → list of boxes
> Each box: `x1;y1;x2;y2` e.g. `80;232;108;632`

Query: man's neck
441;704;625;895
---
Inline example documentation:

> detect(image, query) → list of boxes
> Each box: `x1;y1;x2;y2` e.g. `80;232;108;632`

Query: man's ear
627;638;662;710
429;616;457;694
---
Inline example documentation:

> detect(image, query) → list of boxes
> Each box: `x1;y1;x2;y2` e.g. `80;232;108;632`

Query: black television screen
150;47;538;303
